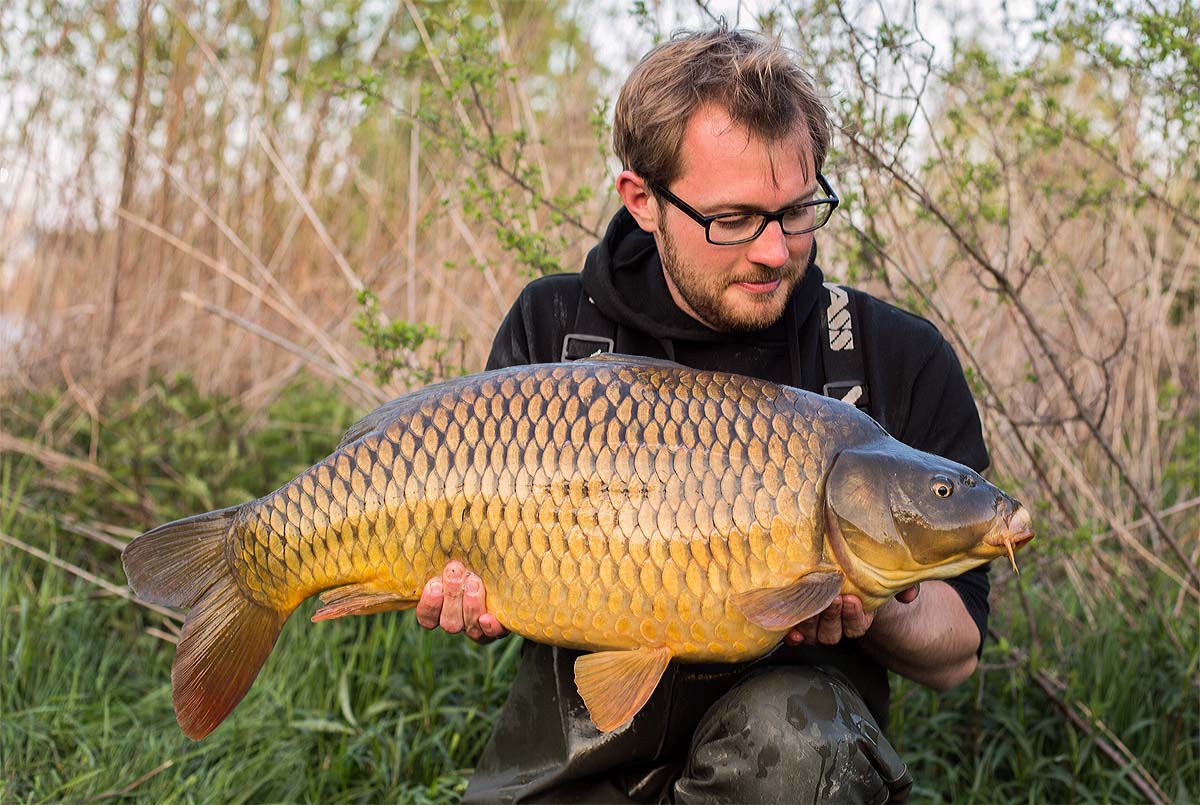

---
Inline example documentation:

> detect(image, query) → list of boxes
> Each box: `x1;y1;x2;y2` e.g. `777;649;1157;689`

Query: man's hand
414;560;509;644
782;585;920;647
780;581;980;691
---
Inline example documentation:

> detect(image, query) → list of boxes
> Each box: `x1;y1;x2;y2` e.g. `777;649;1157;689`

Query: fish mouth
985;506;1035;574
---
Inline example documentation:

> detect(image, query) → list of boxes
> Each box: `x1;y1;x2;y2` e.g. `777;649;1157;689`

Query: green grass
1;376;1197;802
0;531;522;802
890;565;1200;802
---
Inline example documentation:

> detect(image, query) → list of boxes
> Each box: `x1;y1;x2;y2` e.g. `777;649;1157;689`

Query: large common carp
123;354;1033;739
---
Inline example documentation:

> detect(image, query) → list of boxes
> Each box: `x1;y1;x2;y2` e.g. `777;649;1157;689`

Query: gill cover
825;442;1008;573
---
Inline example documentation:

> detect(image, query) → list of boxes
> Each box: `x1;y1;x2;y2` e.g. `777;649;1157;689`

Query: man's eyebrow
706;186;819;213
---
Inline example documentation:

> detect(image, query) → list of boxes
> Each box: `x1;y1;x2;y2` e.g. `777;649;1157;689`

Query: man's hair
612;26;831;187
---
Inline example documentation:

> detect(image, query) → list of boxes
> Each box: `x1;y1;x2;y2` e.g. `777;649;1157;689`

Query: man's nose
745;220;790;268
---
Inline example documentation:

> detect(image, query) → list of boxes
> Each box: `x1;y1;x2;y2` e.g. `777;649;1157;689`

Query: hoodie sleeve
900;338;990;473
485;297;534;371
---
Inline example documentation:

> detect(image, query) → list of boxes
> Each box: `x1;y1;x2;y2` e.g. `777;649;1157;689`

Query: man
415;27;990;802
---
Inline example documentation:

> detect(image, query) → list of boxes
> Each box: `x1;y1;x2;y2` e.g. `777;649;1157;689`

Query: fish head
824;443;1034;599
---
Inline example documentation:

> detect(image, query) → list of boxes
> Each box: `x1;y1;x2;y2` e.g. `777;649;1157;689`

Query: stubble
658;224;806;333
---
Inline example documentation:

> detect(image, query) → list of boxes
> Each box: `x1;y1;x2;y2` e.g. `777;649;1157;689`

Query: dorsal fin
338;356;686;450
574;352;687;371
336;376;466;449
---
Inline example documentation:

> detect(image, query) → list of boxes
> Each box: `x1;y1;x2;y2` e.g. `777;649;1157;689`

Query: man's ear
616;170;660;233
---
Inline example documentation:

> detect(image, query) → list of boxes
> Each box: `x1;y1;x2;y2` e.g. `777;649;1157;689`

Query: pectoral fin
311;583;417;622
574;645;673;733
730;569;845;629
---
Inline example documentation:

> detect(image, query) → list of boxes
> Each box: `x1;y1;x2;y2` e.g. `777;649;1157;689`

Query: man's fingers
415;563;504;638
415;562;505;641
796;617;819;644
896;584;920;604
794;596;881;645
816;597;843;644
462;576;511;643
478;614;509;640
841;596;871;639
438;561;466;633
415;577;443;629
462;572;488;642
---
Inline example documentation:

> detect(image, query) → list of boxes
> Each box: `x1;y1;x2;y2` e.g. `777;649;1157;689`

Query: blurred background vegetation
1;0;1196;801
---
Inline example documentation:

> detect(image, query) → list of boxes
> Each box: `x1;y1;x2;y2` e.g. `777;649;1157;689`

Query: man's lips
733;278;782;293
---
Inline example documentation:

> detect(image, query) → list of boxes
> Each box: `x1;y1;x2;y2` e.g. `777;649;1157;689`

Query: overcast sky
583;0;1037;83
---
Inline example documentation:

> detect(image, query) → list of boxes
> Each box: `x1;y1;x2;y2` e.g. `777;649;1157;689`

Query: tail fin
123;506;288;740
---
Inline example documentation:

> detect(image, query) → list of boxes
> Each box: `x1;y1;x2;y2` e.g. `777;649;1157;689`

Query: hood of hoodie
580;207;825;344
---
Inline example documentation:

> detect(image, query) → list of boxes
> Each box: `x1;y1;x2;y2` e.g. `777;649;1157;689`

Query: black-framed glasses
650;172;840;245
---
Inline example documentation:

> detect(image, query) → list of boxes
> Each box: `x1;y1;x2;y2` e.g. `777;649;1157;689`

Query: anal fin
574;645;672;733
730;568;845;630
311;582;417;622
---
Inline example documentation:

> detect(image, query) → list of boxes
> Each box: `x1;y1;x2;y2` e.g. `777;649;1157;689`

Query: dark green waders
464;642;913;804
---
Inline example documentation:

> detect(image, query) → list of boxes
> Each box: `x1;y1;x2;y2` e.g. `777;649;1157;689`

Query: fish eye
932;477;954;498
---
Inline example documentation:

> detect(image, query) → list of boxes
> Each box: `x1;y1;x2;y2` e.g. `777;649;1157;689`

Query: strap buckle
823;380;869;410
561;333;614;361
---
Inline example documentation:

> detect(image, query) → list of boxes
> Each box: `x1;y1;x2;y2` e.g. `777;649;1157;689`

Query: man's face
654;105;818;332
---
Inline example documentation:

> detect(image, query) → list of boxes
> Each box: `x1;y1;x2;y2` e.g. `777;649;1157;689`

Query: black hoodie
490;210;990;481
467;208;991;803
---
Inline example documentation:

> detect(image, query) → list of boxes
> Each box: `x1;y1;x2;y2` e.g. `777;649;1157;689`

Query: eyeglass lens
708;203;833;244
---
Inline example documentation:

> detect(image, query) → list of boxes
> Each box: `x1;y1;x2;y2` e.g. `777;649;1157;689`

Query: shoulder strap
819;282;872;414
564;282;872;416
561;292;617;361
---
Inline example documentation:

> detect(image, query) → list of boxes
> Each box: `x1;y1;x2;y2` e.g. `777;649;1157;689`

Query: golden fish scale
226;363;870;662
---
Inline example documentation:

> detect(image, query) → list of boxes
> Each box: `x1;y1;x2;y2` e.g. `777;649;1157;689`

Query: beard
658;224;807;333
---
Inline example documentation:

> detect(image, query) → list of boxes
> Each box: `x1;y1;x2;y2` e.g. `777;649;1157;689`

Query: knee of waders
674;666;913;804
